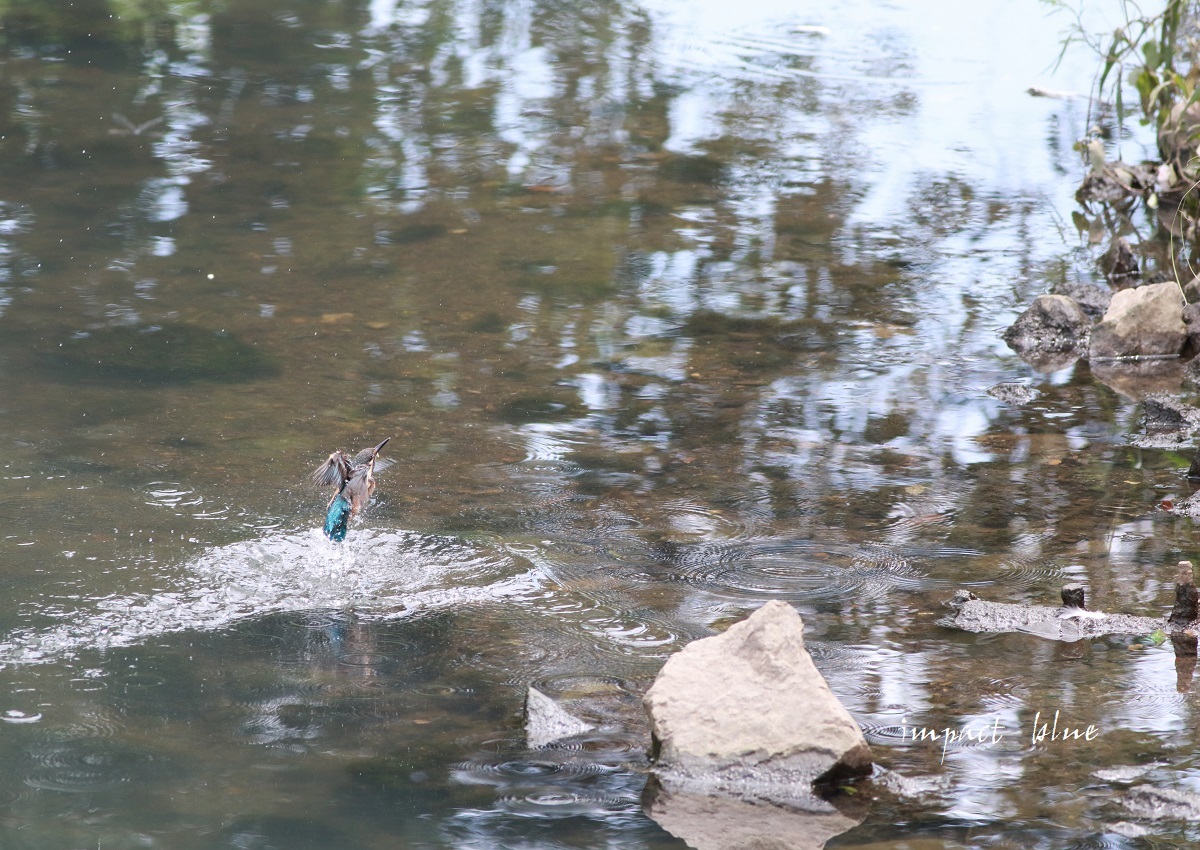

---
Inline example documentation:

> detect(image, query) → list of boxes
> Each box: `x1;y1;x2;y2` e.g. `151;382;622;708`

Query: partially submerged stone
1100;235;1139;287
1089;281;1186;360
1054;279;1112;319
943;589;1161;639
524;687;593;749
945;564;1200;640
1184;302;1200;356
986;382;1040;406
1001;294;1090;370
643;600;872;801
1129;393;1200;448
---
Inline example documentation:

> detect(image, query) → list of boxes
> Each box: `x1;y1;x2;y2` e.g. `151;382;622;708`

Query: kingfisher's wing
373;457;396;474
342;466;374;514
312;451;351;487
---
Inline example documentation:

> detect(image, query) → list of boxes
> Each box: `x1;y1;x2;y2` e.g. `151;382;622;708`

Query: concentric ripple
494;785;634;818
24;738;167;792
452;753;617;783
668;537;955;602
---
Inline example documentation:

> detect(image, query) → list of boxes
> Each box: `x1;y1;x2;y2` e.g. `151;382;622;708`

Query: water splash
0;528;542;668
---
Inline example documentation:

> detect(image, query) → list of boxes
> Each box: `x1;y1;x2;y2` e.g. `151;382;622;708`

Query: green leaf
1144;40;1161;69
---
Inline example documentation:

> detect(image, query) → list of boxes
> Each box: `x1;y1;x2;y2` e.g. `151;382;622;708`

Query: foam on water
0;528;543;667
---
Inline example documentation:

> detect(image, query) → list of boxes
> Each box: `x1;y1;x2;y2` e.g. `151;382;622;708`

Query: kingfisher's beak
373;437;391;454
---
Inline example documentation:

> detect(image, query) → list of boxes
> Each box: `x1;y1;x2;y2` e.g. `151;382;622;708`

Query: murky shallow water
0;0;1195;847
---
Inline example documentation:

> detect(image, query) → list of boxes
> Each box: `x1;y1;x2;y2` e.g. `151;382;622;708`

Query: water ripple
668;538;956;602
452;753;618;783
24;738;166;792
494;786;634;818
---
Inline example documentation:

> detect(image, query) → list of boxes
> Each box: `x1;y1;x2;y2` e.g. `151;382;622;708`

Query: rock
1143;393;1200;433
1169;490;1200;518
1183;274;1200;304
1122;785;1200;822
524;687;593;749
1054;279;1112;319
1089;281;1186;360
986;382;1040;406
1183;302;1200;356
1128;393;1200;448
943;589;1165;640
643;601;872;800
1106;821;1153;839
1001;294;1090;370
1100;236;1140;287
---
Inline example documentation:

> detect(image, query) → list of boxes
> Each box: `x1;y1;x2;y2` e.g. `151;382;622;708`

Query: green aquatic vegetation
1050;0;1200;266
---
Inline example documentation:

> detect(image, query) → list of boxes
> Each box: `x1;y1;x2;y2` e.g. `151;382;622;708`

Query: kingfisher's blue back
324;492;352;542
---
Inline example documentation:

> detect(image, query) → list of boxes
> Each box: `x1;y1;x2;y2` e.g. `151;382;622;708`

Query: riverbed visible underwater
0;0;1195;847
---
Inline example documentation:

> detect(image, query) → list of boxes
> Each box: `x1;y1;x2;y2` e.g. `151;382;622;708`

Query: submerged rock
1142;394;1200;432
1089;281;1186;360
524;687;594;749
1001;294;1090;370
643;600;872;802
1122;785;1200;822
986;382;1040;406
1129;393;1200;449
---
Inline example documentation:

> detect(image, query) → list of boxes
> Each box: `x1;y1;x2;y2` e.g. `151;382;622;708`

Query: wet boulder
1089;281;1186;360
1183;302;1200;357
643;600;872;801
1054;279;1111;320
1129;393;1200;449
1001;294;1090;370
1142;393;1200;433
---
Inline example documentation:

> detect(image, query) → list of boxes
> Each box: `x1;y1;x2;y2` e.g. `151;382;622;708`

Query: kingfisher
312;438;390;541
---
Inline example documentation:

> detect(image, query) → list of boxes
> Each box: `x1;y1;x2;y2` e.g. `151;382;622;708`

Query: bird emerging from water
312;438;390;541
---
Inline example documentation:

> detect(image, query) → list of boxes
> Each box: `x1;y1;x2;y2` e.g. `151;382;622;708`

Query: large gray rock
1001;294;1090;371
643;601;872;800
1089;281;1186;360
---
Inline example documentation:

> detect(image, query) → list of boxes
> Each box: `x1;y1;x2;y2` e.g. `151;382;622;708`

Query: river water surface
0;0;1193;847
